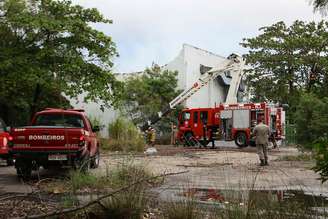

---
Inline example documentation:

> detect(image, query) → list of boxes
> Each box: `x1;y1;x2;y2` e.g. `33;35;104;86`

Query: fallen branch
19;170;189;219
0;194;33;202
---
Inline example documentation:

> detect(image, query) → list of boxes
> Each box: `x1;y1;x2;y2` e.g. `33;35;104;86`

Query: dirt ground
98;145;328;196
0;144;327;196
1;144;328;218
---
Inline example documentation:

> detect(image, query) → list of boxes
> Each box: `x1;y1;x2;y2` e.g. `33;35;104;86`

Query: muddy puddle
156;187;328;208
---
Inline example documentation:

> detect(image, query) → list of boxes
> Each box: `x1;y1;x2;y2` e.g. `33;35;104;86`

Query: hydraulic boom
142;53;245;130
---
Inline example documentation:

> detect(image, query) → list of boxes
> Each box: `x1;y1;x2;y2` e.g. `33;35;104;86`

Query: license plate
48;154;67;161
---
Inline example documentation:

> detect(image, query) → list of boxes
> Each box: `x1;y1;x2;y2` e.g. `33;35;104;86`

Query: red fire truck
140;53;286;148
177;102;285;148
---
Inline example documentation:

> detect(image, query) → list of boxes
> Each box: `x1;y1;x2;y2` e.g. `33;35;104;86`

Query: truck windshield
34;114;85;128
182;112;191;121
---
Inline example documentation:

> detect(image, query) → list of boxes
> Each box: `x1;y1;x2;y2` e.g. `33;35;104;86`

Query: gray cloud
72;0;322;72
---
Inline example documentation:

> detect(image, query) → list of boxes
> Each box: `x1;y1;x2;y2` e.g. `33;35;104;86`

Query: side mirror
92;126;100;132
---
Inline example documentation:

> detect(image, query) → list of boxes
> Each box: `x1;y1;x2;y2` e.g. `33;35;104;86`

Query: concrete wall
164;44;227;108
70;95;119;137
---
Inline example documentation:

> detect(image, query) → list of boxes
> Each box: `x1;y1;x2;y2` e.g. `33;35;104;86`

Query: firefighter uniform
147;128;156;147
253;122;270;166
171;123;177;145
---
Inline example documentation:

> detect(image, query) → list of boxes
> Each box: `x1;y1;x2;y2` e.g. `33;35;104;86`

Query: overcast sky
72;0;322;72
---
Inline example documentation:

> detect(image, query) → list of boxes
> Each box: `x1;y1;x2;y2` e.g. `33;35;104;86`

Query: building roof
114;44;226;80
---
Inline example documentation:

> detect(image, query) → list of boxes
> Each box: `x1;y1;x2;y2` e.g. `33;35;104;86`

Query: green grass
105;157;156;188
60;195;79;209
69;171;99;193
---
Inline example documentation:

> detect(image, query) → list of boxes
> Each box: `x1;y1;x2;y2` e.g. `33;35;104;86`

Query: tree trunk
30;83;41;120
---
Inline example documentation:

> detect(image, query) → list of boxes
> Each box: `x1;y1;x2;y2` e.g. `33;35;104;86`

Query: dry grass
276;153;314;162
161;198;202;219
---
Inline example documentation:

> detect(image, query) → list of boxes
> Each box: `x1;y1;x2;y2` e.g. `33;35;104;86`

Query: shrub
97;188;148;219
294;93;328;148
107;157;154;188
69;171;98;193
106;117;145;152
88;116;103;128
313;137;328;182
88;159;152;219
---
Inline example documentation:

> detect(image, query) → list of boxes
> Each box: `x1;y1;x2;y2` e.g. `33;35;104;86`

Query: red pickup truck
10;108;100;179
0;118;14;166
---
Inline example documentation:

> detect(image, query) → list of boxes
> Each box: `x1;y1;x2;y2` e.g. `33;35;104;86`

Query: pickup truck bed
10;109;100;179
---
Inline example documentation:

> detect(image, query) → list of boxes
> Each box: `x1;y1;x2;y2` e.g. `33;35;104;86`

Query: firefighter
253;118;270;166
171;123;177;146
147;127;156;147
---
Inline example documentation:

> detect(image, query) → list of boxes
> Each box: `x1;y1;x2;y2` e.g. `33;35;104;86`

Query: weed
96;188;148;219
85;159;152;219
60;195;79;209
107;157;154;188
161;199;201;219
69;171;99;193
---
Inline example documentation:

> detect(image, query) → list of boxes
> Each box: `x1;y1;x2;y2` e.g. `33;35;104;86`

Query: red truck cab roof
42;108;85;113
30;108;89;128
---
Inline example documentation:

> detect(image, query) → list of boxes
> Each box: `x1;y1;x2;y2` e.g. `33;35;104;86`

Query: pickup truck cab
0;118;13;166
10;108;100;179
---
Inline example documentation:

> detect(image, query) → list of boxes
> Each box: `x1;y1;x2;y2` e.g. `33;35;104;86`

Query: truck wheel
90;149;100;169
184;132;196;147
16;165;32;180
235;132;248;148
15;159;32;179
79;152;90;173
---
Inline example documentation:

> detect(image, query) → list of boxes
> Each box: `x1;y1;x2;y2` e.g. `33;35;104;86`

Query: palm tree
312;0;328;13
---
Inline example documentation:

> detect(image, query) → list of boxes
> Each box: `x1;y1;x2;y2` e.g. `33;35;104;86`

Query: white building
164;44;243;108
71;44;246;136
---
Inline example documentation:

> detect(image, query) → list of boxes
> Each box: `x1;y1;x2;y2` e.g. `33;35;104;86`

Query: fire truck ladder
142;53;245;130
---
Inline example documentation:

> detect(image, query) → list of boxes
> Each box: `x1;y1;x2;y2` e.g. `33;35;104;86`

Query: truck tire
90;149;100;169
235;132;248;148
15;158;32;179
16;164;32;180
79;152;90;173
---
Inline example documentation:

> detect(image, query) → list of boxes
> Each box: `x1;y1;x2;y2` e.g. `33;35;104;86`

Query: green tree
241;20;328;117
294;93;328;146
120;65;181;132
313;137;328;182
0;0;122;125
312;0;328;13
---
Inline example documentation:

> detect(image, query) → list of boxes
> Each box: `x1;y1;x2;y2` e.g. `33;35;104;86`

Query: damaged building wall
71;44;246;137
